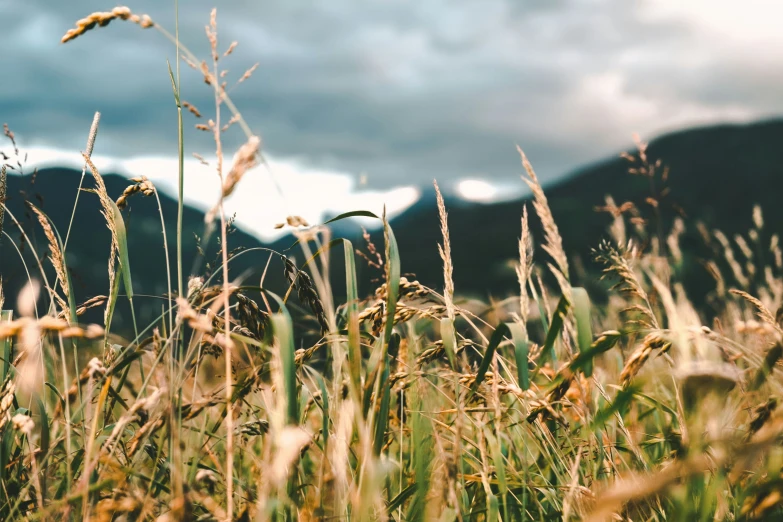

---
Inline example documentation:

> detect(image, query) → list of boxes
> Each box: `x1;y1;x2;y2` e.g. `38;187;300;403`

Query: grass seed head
27;203;69;301
222;135;261;199
116;176;155;209
433;180;455;321
61;7;153;44
518;145;569;287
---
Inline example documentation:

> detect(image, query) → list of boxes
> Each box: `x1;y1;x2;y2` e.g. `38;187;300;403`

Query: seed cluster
61;7;153;44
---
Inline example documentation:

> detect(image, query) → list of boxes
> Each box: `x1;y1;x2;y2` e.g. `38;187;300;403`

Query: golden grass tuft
182;101;202;118
116;176;155;209
518;146;570;294
82;153;119;322
60;6;153;44
27;203;69;301
730;288;779;329
433;180;455;321
7;7;783;521
221;135;261;199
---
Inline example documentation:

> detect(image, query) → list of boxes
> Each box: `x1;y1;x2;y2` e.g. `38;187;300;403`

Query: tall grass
1;5;783;521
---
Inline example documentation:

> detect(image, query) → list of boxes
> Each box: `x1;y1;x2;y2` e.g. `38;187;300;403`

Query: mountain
3;118;783;324
0;168;294;330
389;118;783;303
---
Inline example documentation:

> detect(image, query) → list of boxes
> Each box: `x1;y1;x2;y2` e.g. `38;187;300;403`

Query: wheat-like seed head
516;205;534;332
517;146;570;290
116;176;155;209
224;41;238;57
771;234;783;269
620;331;671;387
82;154;119;322
0;379;15;429
0;317;104;340
715;229;749;289
61;7;153;44
600;195;628;246
182;101;202;118
222;136;261;199
274;215;310;229
433;180;455;321
67;295;108;318
27;203;69;302
239;63;259;84
753;205;764;230
596;240;659;329
730;289;780;332
207;8;219;62
666;217;685;266
85;112;101;157
735;234;754;261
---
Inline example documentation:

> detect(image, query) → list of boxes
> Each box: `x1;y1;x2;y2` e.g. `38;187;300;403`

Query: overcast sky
3;1;783;236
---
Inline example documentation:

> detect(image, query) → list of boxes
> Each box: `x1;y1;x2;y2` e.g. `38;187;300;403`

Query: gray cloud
2;0;782;189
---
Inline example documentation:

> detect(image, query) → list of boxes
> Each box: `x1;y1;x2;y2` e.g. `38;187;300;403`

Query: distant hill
390;118;783;303
3;118;783;324
0;168;294;330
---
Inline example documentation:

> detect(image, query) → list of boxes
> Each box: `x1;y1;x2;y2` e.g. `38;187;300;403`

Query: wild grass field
2;5;783;521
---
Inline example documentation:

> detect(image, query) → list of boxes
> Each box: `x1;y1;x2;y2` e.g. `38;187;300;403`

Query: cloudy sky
2;1;783;237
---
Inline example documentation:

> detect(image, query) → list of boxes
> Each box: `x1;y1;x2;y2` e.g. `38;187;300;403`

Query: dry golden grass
1;5;783;522
60;6;152;43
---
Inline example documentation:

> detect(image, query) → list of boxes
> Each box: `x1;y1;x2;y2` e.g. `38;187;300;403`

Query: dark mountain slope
386;118;783;300
0;168;293;329
3;118;783;324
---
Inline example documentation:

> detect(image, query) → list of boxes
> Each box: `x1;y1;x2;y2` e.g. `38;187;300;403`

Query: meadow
1;5;783;521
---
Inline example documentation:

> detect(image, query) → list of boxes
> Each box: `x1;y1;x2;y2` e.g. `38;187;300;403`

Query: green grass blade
167;59;185;302
570;330;623;374
572;287;594;377
35;393;51;504
387;482;417;512
270;303;298;425
382;216;401;353
538;295;569;368
104;271;122;336
366;215;401;430
440;318;458;369
0;426;14;494
0;310;11;381
507;322;530;390
406;398;434;522
593;383;641;427
286;210;380;251
751;342;782;391
470;324;510;396
373;355;392;456
110;200;133;301
486;492;500;522
34;394;50;463
323;210;380;224
343;240;362;394
316;374;329;447
486;428;508;521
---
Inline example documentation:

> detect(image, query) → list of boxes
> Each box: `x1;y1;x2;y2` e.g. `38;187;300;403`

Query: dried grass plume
61;7;153;44
433;180;455;321
27;203;69;301
518;146;569;287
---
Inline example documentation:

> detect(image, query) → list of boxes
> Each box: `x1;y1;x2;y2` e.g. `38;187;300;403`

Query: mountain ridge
3;117;783;320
